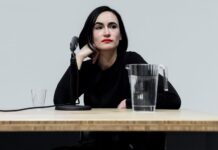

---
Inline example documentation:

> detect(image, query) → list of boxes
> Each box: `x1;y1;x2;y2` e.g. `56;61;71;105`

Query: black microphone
70;36;79;52
55;36;91;111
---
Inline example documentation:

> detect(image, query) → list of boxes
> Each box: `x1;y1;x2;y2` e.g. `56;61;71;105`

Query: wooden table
0;108;218;132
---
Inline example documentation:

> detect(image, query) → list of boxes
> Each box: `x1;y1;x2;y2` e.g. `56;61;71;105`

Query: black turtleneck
54;51;181;109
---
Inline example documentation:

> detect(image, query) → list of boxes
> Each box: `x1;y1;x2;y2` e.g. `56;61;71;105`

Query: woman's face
92;11;122;52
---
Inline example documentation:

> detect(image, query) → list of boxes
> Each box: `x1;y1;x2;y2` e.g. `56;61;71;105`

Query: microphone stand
55;37;91;111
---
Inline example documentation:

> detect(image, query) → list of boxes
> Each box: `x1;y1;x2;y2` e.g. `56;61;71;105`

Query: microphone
70;36;79;52
55;36;91;111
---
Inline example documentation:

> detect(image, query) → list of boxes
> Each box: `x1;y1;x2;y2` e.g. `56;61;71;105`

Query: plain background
0;0;217;114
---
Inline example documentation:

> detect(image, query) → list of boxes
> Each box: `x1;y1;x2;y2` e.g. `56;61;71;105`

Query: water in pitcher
130;75;158;111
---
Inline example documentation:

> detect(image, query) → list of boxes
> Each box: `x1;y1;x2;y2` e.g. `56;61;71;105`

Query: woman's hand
76;44;99;69
117;99;126;109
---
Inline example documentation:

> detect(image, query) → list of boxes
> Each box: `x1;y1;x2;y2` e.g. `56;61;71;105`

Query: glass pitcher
126;64;168;111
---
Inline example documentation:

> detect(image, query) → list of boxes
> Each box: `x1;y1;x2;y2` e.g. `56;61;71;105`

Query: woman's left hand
117;99;126;109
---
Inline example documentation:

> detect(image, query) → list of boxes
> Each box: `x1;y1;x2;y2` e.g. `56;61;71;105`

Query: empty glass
126;64;168;111
31;89;47;107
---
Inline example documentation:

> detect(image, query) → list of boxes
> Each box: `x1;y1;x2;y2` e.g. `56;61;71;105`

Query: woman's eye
108;23;118;29
111;25;117;29
94;26;103;30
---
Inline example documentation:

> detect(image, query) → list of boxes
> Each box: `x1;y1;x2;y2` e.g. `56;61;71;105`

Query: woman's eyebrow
95;22;118;26
94;22;103;26
108;22;118;26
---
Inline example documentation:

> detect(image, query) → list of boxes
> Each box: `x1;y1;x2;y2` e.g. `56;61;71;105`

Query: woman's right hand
76;44;99;69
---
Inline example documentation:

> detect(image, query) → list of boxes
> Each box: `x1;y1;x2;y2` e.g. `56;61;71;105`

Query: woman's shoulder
124;51;147;64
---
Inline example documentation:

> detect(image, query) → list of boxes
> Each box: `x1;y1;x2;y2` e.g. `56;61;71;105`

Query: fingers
79;43;99;64
88;42;97;52
89;43;99;64
78;44;94;60
117;99;126;109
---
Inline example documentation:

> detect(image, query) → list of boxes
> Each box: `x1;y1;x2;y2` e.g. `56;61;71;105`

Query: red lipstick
101;39;113;43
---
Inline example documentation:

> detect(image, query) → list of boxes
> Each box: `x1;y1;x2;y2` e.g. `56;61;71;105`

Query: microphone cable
0;105;55;112
0;103;91;112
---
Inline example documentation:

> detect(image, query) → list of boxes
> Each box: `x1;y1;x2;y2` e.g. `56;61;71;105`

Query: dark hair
79;6;128;54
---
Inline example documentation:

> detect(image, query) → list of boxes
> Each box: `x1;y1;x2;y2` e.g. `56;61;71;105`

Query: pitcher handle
159;64;168;91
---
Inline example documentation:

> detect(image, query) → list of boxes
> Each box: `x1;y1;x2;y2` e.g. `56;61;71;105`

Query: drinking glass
31;89;47;107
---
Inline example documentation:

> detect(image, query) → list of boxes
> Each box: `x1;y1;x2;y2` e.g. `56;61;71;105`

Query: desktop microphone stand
55;104;91;111
55;50;91;111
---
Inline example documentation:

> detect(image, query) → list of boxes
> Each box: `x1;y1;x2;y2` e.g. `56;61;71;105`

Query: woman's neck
98;50;117;70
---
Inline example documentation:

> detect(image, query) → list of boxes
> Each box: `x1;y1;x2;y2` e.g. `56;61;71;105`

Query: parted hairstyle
79;6;128;55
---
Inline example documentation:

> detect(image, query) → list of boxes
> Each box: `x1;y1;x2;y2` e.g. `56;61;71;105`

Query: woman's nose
103;27;110;36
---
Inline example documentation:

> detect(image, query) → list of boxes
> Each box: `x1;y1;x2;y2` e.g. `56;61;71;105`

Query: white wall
0;0;217;113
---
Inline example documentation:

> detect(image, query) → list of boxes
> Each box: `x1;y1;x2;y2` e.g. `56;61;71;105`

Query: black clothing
54;51;181;109
53;51;181;150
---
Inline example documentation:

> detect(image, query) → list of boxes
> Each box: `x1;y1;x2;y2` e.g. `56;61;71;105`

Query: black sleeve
125;51;181;109
125;51;147;64
53;57;82;105
156;75;181;109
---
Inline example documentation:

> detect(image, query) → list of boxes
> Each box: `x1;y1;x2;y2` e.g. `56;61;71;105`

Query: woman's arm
53;61;78;105
54;44;96;105
76;44;99;69
156;75;181;109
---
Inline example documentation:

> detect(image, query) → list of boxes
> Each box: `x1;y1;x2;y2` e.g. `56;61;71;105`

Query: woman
54;6;181;109
54;6;181;150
